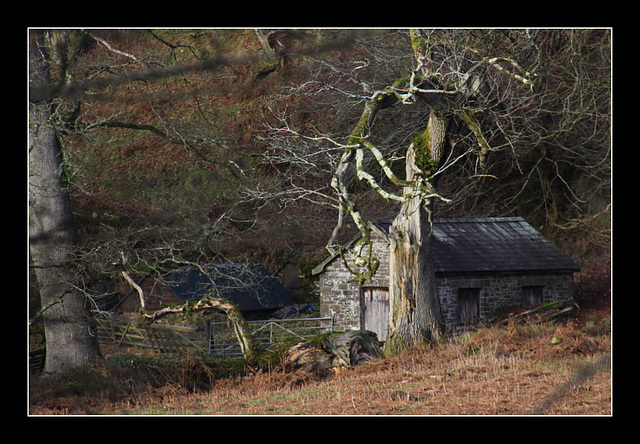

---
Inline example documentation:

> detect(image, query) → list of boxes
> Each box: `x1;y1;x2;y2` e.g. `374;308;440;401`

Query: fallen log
144;296;256;360
491;301;577;326
322;330;384;368
547;305;576;322
282;330;384;377
284;342;333;377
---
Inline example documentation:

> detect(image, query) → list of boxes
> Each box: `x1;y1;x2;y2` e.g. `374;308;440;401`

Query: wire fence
30;313;609;414
208;317;334;359
91;312;334;359
94;313;208;354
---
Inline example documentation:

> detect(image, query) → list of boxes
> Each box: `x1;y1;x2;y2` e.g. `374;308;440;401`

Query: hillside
50;29;610;274
29;242;611;415
29;298;610;415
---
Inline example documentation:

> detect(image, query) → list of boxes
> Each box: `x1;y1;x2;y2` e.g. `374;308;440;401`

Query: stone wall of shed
318;233;390;332
318;235;575;332
436;272;575;328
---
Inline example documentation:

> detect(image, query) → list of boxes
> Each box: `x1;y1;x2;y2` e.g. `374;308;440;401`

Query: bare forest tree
28;29;359;374
29;31;100;374
28;29;610;371
254;29;611;355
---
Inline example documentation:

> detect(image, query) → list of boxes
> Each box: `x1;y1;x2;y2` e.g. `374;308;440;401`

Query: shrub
574;261;611;308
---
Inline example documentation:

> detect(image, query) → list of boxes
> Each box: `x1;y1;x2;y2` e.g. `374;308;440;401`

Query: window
458;288;480;326
522;286;543;307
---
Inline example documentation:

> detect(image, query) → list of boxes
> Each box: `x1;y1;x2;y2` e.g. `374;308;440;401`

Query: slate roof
433;217;579;273
161;263;294;311
316;217;580;275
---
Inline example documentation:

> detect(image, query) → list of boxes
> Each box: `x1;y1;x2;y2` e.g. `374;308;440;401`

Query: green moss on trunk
411;129;437;175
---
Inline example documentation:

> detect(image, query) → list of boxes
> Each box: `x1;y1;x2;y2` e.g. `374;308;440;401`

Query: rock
322;330;384;368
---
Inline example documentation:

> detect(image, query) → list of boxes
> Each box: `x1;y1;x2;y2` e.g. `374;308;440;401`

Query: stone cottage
312;217;580;339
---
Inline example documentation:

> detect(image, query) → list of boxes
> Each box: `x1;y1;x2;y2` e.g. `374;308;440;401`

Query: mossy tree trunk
328;31;452;355
384;33;451;355
384;127;447;355
317;29;540;356
386;201;444;354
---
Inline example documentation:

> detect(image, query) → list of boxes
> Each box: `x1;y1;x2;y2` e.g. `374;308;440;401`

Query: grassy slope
63;29;610;267
29;302;611;415
65;29;340;267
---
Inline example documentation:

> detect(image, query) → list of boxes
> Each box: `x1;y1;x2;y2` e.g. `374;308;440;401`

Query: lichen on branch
330;84;450;285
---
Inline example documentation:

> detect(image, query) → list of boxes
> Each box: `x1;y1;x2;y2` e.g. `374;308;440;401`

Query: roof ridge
313;216;580;275
435;216;525;223
375;216;525;224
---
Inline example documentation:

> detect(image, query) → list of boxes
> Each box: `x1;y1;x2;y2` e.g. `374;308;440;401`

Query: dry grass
29;307;611;416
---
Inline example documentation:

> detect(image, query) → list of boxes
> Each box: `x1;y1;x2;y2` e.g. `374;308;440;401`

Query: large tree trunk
29;31;99;375
384;111;447;356
385;196;445;355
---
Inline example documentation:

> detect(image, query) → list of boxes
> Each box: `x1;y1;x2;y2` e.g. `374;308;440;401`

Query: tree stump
283;330;384;378
284;342;333;378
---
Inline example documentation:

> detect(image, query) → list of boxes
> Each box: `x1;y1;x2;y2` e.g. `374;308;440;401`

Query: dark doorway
522;286;544;307
458;288;480;326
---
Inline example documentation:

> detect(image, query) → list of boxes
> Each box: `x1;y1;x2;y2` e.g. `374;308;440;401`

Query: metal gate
208;317;334;359
362;287;389;342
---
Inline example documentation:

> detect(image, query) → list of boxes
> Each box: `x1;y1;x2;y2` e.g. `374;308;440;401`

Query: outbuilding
312;217;580;339
117;263;294;320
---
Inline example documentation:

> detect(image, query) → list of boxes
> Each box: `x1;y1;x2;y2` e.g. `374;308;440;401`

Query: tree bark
29;31;99;375
385;175;446;354
254;29;277;60
386;203;445;354
384;108;447;355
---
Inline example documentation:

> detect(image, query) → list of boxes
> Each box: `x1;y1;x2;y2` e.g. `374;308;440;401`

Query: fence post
205;319;212;353
270;322;274;345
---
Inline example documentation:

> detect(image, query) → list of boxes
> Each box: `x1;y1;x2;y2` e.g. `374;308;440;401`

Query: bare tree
29;30;100;374
28;29;256;374
255;29;609;355
28;29;362;372
29;28;610;370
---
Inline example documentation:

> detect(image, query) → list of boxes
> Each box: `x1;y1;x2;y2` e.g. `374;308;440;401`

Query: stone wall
436;272;575;328
318;232;390;332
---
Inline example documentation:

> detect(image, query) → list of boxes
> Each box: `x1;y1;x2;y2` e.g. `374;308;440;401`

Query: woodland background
30;29;610;296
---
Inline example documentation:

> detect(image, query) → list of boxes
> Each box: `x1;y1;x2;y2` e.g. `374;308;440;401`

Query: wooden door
522;286;543;307
458;288;480;326
362;287;389;342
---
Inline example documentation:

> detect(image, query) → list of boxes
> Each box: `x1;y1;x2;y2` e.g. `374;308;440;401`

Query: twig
122;271;146;310
89;34;140;63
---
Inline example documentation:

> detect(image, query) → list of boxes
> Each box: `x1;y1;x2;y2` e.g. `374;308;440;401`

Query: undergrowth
29;304;611;415
29;268;611;415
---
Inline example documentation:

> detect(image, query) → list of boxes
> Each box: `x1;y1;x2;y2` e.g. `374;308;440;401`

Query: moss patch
411;130;437;175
